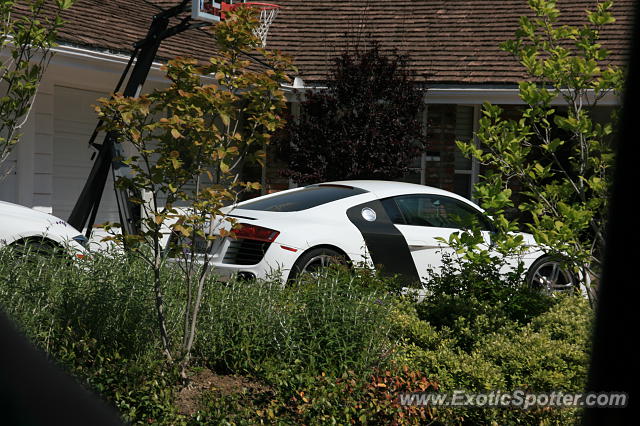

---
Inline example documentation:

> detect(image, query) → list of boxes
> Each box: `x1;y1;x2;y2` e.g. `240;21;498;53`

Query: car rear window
239;184;368;212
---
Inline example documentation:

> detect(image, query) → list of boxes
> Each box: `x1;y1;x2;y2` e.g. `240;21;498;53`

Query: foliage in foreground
96;6;293;374
196;268;393;382
0;249;182;422
417;252;555;350
195;291;591;425
390;251;593;425
390;296;591;425
0;249;394;423
0;248;593;424
457;0;623;301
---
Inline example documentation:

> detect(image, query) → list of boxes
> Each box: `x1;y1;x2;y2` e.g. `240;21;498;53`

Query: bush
0;249;399;422
52;331;182;424
389;293;592;424
196;368;438;425
479;296;592;391
0;246;593;424
416;253;555;351
0;248;187;423
195;267;395;383
0;248;186;358
382;244;595;424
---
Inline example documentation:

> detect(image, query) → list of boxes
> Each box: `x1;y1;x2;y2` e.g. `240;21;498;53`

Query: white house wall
0;45;168;226
52;85;115;223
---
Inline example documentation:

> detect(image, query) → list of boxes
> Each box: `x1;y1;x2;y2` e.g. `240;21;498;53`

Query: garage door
53;86;120;228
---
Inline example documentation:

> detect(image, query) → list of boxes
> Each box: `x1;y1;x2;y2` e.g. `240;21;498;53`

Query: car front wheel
10;238;62;257
526;256;576;294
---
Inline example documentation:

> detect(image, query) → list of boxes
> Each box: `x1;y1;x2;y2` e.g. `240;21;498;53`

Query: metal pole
68;1;191;236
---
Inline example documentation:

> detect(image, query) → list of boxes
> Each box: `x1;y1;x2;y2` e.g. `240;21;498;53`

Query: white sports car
173;180;575;292
0;201;88;257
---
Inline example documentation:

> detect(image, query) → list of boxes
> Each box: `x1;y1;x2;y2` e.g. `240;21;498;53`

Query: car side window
387;195;493;230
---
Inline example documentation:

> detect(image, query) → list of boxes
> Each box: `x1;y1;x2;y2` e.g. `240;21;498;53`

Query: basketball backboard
192;1;223;23
191;0;281;47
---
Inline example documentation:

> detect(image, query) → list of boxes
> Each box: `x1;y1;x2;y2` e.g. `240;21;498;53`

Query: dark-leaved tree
275;42;425;184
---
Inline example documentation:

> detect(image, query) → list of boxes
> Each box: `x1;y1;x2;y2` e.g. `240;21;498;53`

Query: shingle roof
36;0;636;85
48;0;217;62
268;0;634;84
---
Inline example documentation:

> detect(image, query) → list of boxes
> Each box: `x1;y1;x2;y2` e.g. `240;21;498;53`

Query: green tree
1;0;75;173
457;0;622;302
96;7;293;375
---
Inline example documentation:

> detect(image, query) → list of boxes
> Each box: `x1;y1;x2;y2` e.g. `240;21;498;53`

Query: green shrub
52;330;183;424
0;248;187;424
195;368;438;425
0;248;187;358
195;267;395;383
390;295;592;424
478;296;592;391
417;253;555;348
0;249;400;422
0;246;593;424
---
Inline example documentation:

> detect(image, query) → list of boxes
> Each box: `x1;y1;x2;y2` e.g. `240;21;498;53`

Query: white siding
32;84;54;210
0;153;18;203
52;85;119;225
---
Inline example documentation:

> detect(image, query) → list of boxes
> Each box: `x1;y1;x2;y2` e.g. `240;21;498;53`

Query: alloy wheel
529;259;575;293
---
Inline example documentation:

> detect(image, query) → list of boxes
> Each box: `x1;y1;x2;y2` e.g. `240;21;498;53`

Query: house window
453;105;479;200
414;104;480;200
401;106;429;185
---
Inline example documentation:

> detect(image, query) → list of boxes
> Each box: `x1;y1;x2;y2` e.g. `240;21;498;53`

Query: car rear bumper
168;236;302;282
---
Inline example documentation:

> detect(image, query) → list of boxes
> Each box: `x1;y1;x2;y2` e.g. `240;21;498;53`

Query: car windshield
238;185;368;212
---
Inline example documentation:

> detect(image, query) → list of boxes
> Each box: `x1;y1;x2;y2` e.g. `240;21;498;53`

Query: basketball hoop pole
69;0;281;238
68;0;203;237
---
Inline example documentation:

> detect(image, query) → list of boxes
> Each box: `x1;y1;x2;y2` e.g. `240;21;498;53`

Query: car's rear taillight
234;224;279;243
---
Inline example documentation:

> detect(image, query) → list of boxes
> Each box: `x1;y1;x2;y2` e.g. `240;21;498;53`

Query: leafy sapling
456;0;622;302
96;7;293;375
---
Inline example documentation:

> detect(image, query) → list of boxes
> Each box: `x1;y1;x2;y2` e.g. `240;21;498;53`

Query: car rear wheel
288;247;347;281
526;256;576;294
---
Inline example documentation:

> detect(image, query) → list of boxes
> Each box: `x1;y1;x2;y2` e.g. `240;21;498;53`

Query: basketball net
225;2;280;48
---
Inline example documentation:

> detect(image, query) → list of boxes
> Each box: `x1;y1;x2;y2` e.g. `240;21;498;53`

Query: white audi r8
0;201;88;257
171;180;575;292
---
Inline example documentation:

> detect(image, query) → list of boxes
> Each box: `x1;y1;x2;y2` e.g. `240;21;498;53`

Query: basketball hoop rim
224;2;282;11
200;1;282;47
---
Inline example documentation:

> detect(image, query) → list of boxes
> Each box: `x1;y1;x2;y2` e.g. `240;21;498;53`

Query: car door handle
407;240;442;250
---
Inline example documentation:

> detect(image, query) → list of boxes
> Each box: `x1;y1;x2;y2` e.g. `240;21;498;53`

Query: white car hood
0;201;65;223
